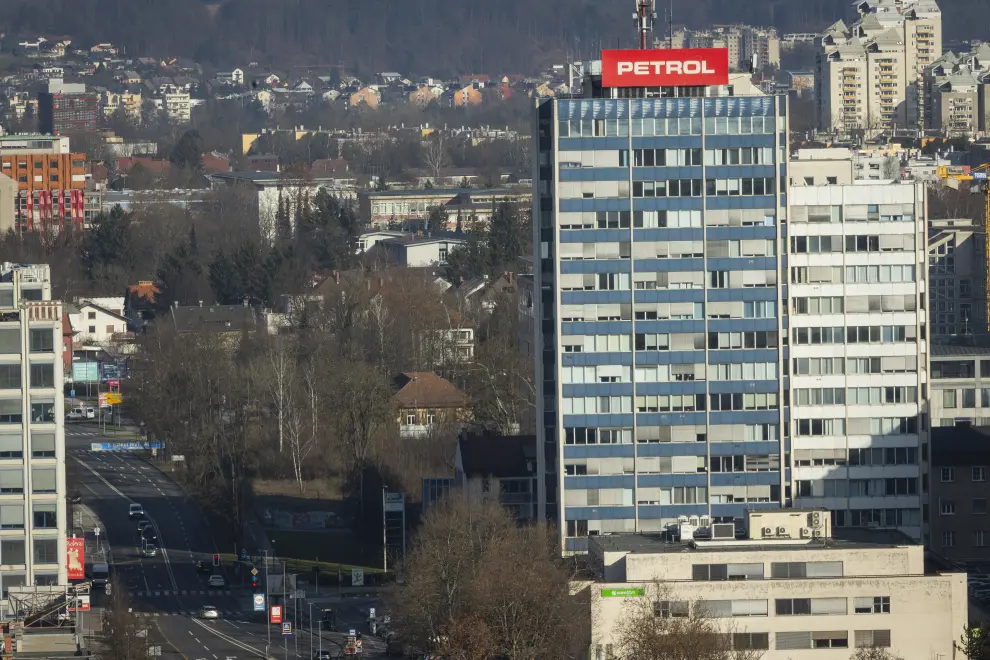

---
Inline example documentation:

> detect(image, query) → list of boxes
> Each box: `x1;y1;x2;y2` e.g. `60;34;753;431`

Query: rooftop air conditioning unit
776;526;788;536
762;527;773;537
811;512;823;527
800;527;812;538
712;523;735;540
812;529;824;538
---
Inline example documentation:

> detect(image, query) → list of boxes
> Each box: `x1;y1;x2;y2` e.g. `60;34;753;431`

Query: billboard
66;537;85;581
601;48;729;88
71;362;99;383
270;605;282;624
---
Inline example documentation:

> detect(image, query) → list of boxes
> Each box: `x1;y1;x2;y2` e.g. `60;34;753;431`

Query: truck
89;563;109;587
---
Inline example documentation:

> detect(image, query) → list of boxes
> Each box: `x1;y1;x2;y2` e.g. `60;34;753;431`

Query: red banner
66;537;85;581
270;605;282;623
57;190;65;221
601;48;729;88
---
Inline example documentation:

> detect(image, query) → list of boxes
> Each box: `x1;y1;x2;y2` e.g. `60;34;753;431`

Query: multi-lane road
66;426;388;660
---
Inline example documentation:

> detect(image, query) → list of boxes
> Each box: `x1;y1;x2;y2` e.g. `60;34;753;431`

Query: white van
66;407;95;420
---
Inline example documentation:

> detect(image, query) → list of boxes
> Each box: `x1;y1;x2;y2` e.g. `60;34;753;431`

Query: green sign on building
601;588;645;597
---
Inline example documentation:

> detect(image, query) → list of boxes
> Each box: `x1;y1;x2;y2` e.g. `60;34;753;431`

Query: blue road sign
281;622;292;636
253;594;265;612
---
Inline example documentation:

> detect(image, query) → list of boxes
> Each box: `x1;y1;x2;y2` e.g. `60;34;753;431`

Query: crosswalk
135;610;247;619
131;589;233;597
66;430;101;437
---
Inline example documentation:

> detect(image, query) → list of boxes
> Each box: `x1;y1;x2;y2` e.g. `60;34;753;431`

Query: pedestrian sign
253;594;265;612
351;568;364;586
281;622;292;636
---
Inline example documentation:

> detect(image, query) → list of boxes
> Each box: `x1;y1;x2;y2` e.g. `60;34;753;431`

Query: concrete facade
928;218;985;339
583;511;965;660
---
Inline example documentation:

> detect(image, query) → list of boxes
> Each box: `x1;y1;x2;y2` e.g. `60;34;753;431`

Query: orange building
0;135;87;232
452;85;483;107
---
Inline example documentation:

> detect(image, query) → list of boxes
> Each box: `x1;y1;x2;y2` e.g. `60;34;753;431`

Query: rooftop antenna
634;0;656;49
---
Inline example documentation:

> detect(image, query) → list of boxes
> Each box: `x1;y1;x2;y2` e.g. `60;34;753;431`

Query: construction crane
936;163;990;333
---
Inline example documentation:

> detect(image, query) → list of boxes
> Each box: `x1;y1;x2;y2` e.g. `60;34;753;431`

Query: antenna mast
634;0;656;49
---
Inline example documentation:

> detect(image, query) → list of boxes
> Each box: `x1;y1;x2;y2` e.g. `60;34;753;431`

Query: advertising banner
66;537;85;581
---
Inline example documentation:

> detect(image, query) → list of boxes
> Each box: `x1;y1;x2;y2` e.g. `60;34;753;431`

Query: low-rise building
374;235;466;267
358;187;530;228
67;300;127;347
170;301;258;336
929;344;990;428
163;87;191;123
454;432;537;521
582;509;965;660
393;371;469;438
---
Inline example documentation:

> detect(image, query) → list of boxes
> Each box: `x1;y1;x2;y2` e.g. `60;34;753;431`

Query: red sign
66;538;85;581
601;48;729;88
69;595;91;612
270;605;282;624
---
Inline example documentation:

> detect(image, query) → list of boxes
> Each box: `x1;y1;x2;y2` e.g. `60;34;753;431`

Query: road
66;426;388;660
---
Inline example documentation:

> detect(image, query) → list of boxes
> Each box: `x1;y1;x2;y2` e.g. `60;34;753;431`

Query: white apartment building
923;44;990;137
163;87;191;124
584;509;966;660
787;183;927;540
100;91;143;122
0;263;68;611
816;0;942;132
662;25;780;71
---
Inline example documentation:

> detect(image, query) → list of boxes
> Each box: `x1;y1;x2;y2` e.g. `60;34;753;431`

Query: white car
207;575;225;588
200;606;218;619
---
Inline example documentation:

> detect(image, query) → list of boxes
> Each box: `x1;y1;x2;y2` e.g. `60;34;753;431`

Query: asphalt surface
66;426;389;659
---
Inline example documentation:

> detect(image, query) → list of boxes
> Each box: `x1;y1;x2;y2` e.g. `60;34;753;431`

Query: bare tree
264;335;296;454
423;131;448;181
388;498;584;659
880;155;900;180
101;576;148;660
615;582;766;660
367;293;393;373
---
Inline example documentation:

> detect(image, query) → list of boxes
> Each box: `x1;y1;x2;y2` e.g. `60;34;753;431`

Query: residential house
170;301;258;336
374;235;467;267
349;87;380;109
408;86;438;108
252;74;280;88
377;72;403;85
116;70;142;85
215;68;245;86
67;300;128;346
458;75;491;88
456;272;518;313
89;43;118;56
124;281;159;331
448;85;482;107
453;431;537;521
393;371;470;438
201;152;231;175
930;425;990;563
101;90;142;121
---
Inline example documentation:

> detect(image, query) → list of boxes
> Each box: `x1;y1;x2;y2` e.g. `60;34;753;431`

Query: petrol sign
601;48;729;88
270;605;282;624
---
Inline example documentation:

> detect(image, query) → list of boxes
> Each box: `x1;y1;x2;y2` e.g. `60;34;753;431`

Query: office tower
0;263;68;603
787;183;927;540
0;134;88;233
815;0;941;132
37;79;99;136
533;48;788;554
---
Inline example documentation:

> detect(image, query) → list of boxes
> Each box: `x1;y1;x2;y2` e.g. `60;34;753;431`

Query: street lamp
382;486;388;573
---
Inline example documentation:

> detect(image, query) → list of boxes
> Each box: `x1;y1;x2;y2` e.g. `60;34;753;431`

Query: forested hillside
4;0;990;74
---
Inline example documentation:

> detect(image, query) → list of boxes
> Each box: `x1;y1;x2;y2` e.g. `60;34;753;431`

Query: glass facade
534;94;789;553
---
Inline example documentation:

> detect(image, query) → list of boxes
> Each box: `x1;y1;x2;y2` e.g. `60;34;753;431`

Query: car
207;575;225;588
137;519;153;533
142;544;158;557
200;606;218;620
312;652;332;660
128;503;144;519
67;407;95;421
195;561;212;574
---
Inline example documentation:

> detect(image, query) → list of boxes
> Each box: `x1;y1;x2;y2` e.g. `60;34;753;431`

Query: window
975;467;987;482
975;531;987;548
29;364;53;388
1;539;25;565
654;600;690;618
30;432;55;458
943;389;958;408
775;598;846;615
942;468;955;482
731;633;769;650
771;561;843;578
32;503;56;529
0;470;22;493
32;538;57;564
854;630;891;648
941;500;956;515
812;631;849;649
31;467;55;494
0;505;23;530
28;329;53;353
943;531;956;547
975;498;988;515
0;400;22;424
854;597;890;614
0;365;20;389
29;401;54;423
87;312;95;320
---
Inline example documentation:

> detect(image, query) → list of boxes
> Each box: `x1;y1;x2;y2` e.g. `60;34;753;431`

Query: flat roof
362;187;525;198
211;171;346;185
591;528;918;555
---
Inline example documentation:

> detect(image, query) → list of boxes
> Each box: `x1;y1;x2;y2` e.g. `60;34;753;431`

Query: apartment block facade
923;44;990;137
0;263;68;612
37;79;99;136
663;25;780;72
816;0;942;132
533;83;789;554
787;183;928;540
928;218;984;338
0;135;87;233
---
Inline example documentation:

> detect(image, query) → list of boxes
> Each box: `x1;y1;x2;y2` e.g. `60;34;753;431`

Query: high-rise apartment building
37;79;99;136
787;183;928;541
923;44;990;137
816;0;942;132
533;50;788;554
0;263;68;607
661;25;780;72
0;134;88;233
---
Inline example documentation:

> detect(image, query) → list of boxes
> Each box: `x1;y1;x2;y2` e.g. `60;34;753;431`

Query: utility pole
283;561;288;660
308;602;313;657
264;550;270;658
382;486;388;573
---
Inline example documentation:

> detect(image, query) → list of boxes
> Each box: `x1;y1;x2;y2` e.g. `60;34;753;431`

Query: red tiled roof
392;372;467;409
116;157;171;175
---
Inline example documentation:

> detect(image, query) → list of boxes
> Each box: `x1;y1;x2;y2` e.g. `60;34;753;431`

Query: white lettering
615;60;719;77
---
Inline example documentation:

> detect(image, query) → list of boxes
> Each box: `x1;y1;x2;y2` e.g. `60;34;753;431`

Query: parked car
207;575;225;588
128;503;144;519
67;407;95;420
